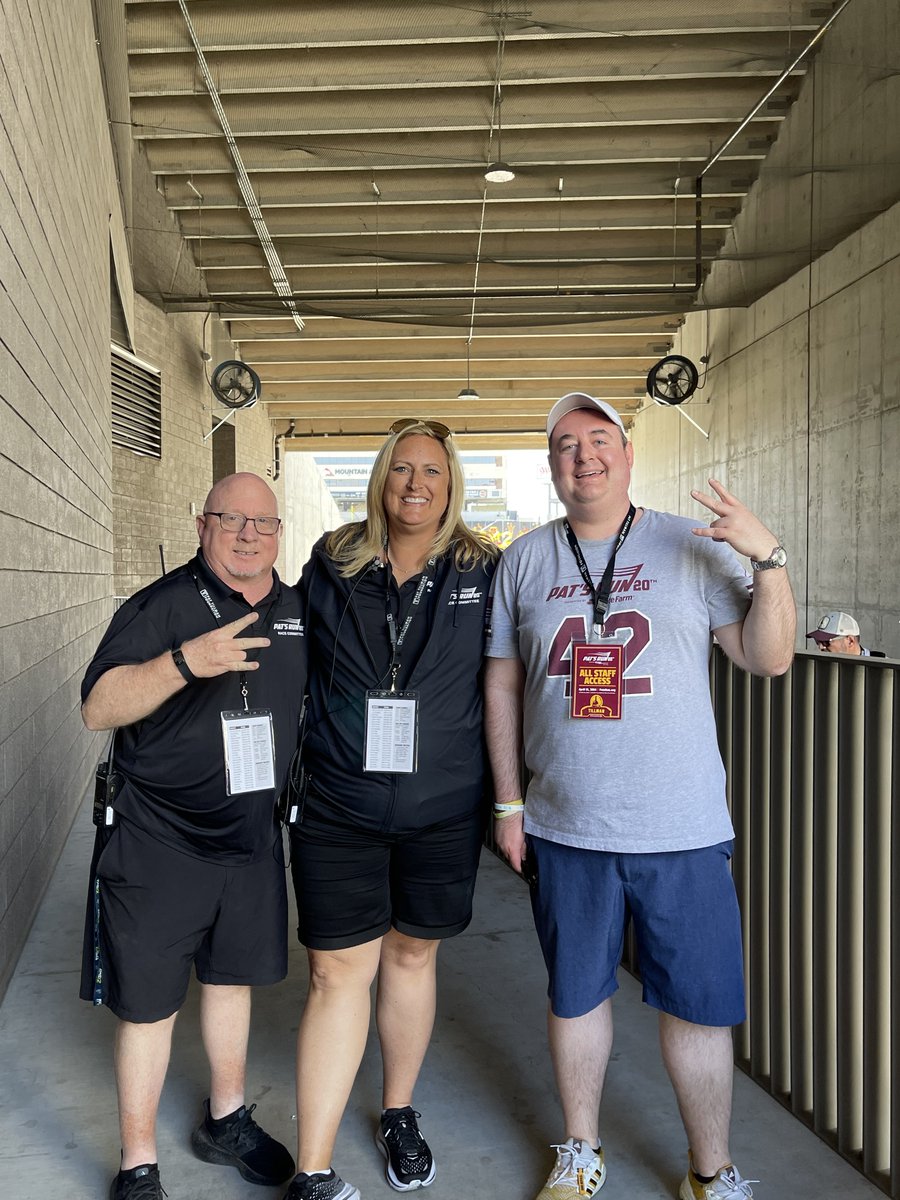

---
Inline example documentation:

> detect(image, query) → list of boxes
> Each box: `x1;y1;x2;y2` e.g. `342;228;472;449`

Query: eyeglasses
203;511;282;535
389;418;451;439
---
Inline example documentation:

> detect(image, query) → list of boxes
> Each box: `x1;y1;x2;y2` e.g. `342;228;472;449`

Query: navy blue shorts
526;835;746;1026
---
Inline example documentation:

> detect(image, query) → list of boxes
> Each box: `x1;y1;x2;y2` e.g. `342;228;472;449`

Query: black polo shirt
82;552;306;863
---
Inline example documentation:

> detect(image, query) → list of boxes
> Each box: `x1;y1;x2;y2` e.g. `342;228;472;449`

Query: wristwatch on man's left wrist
750;545;787;571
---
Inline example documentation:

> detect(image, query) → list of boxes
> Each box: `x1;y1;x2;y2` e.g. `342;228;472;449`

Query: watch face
753;545;787;569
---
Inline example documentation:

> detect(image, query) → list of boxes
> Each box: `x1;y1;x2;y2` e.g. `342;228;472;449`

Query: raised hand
179;612;271;677
691;478;778;562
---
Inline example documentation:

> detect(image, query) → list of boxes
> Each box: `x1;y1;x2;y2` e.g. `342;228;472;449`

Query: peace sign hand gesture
690;479;778;562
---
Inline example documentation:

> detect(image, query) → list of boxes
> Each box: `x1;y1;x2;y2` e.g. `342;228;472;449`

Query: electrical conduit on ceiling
176;0;305;334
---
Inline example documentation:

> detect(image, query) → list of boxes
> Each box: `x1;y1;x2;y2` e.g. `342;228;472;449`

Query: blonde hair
326;422;498;577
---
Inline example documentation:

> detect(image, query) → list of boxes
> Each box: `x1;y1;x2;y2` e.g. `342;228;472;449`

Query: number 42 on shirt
546;611;652;698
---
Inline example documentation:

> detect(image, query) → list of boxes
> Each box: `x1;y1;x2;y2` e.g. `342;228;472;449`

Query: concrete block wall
110;315;308;597
113;299;213;595
282;452;344;583
230;397;289;578
0;0;340;995
0;0;118;997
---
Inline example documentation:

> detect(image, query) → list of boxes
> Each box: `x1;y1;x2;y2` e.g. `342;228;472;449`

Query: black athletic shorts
289;793;485;950
79;818;288;1023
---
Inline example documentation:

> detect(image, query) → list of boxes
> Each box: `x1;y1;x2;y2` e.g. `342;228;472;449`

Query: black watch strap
171;647;196;683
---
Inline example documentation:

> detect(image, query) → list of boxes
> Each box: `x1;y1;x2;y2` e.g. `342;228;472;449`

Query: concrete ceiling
124;0;839;448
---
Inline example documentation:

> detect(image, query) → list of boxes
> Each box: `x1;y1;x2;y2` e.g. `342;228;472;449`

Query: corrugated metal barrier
708;647;898;1196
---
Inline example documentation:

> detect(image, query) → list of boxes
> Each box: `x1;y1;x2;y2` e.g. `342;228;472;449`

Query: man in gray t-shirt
485;393;795;1200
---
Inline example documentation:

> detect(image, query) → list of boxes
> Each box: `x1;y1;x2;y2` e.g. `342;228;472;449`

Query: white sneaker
534;1137;606;1199
678;1161;756;1199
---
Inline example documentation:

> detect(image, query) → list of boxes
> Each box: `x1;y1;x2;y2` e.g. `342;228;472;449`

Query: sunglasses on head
389;418;451;439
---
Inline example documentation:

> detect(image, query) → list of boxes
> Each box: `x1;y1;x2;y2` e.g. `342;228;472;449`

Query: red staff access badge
570;643;624;719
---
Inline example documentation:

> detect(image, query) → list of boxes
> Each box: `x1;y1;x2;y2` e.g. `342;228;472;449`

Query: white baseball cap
806;611;860;642
546;392;625;440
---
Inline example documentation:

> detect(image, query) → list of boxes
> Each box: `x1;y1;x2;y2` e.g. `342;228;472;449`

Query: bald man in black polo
81;473;305;1200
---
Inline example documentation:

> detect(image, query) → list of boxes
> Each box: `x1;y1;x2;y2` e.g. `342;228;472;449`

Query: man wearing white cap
806;611;874;655
485;393;796;1200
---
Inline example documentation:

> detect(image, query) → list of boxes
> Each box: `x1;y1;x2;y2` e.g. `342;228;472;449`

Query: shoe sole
109;1171;163;1200
284;1180;360;1200
316;1183;361;1200
190;1125;294;1187
374;1129;437;1191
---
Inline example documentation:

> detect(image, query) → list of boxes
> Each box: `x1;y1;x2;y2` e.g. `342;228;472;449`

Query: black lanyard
190;568;278;710
384;565;431;691
563;504;636;636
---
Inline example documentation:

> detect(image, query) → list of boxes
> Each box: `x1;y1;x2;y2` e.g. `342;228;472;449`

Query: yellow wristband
493;800;525;818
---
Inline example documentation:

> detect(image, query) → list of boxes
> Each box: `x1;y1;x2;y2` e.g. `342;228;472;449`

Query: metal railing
710;648;898;1196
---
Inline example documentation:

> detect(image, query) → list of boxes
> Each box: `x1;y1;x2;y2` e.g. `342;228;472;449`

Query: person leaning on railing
806;610;885;656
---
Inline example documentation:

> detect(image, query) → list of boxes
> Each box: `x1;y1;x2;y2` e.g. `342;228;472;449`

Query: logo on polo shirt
198;587;222;619
273;618;305;637
449;586;483;606
546;563;655;601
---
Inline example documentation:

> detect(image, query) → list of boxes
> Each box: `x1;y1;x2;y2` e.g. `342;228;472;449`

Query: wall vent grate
111;346;162;458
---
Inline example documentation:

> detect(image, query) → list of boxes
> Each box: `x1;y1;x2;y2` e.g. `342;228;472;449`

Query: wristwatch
750;545;787;571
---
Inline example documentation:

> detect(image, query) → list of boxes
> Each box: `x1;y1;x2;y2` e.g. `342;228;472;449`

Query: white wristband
493;801;525;818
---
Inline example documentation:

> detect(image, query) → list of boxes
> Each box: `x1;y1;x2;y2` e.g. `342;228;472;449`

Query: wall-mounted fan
644;354;708;439
209;359;261;409
646;354;699;405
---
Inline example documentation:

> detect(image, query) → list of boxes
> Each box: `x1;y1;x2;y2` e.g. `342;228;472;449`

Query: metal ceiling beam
128;33;809;97
128;78;802;141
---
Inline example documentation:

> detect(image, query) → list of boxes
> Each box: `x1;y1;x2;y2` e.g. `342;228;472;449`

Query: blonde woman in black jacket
283;420;498;1200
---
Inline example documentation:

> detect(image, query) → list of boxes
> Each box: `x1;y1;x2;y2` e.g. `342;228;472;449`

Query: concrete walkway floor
0;806;885;1200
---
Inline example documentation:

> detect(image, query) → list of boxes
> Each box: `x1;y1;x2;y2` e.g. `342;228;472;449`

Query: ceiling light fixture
457;339;479;400
484;160;515;184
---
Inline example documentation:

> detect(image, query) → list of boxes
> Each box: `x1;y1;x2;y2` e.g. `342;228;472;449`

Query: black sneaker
375;1107;436;1191
191;1098;295;1185
284;1170;361;1200
109;1163;166;1200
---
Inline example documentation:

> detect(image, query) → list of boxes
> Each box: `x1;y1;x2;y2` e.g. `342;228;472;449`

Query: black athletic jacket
297;535;496;833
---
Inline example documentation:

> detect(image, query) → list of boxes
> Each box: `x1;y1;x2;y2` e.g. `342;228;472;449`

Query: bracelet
171;647;197;684
493;800;525;819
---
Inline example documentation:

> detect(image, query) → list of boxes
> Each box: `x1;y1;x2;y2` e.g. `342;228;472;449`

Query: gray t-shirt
486;509;752;853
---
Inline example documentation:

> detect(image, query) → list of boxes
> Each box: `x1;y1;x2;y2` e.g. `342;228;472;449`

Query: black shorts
80;819;288;1023
289;797;484;950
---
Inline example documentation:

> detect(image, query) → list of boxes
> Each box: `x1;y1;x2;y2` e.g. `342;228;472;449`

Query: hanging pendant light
484;161;515;184
457;338;479;401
